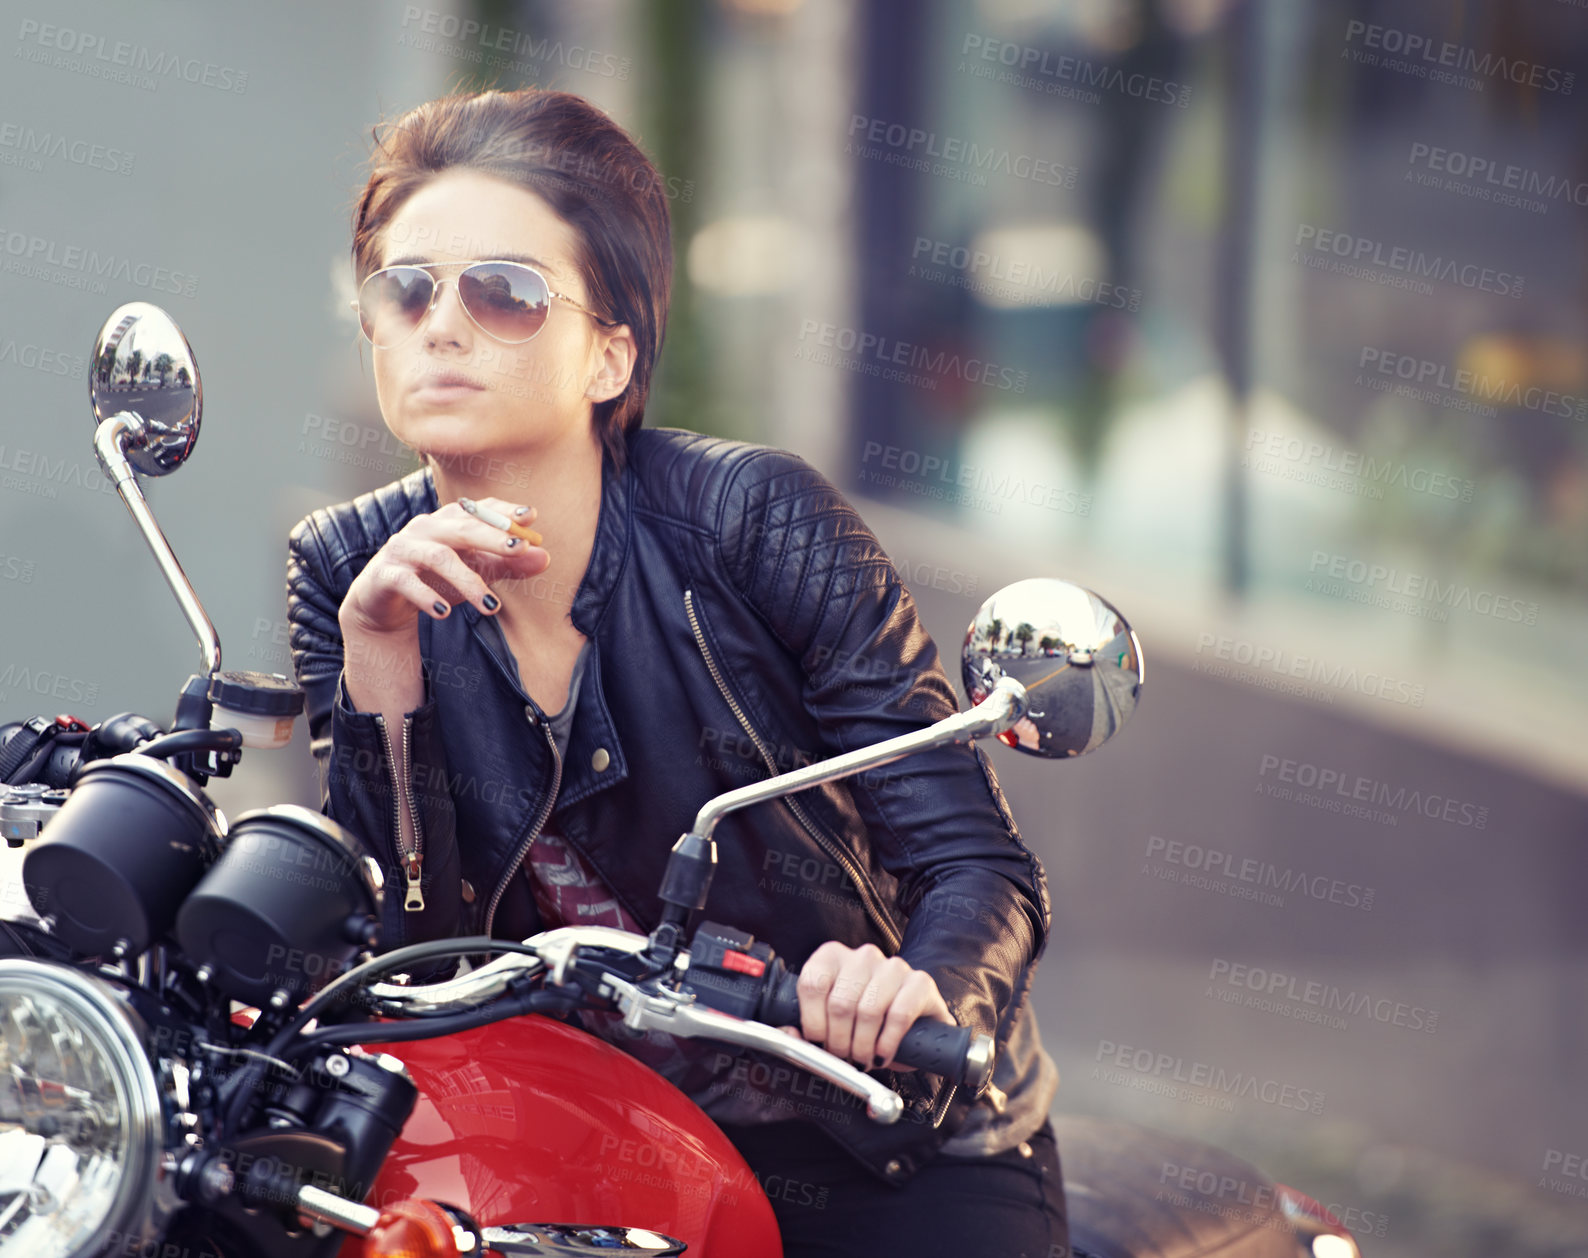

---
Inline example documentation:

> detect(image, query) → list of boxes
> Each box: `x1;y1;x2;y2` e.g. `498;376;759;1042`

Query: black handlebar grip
893;1020;994;1093
758;970;994;1092
760;968;803;1028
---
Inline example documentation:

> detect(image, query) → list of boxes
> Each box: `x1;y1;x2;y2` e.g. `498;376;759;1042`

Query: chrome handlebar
359;687;1034;1118
364;926;649;1014
363;925;907;1124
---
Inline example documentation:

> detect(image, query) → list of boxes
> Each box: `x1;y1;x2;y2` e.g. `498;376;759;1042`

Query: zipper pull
403;853;425;912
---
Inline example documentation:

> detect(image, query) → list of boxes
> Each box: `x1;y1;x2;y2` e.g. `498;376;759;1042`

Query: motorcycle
0;302;1362;1257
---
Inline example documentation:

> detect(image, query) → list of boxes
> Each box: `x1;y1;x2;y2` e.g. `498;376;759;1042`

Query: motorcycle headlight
0;960;163;1258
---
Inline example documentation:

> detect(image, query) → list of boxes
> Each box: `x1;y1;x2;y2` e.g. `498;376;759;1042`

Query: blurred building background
1;1;1585;1252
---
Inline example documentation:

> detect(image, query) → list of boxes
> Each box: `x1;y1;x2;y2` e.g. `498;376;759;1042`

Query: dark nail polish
432;600;449;617
505;537;519;548
873;1056;886;1069
513;505;530;516
482;594;500;612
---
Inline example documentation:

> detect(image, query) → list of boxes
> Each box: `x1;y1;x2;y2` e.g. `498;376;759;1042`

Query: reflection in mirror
90;302;202;477
483;1223;685;1254
961;578;1144;759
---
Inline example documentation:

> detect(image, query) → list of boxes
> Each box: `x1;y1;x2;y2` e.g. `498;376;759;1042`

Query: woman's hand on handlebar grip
795;941;953;1072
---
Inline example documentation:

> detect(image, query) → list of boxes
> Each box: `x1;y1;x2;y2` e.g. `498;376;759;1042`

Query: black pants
720;1118;1069;1258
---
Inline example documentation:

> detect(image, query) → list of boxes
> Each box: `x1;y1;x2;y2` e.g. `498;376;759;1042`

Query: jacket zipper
931;1082;957;1126
464;621;569;939
374;713;425;912
683;588;902;952
484;720;561;939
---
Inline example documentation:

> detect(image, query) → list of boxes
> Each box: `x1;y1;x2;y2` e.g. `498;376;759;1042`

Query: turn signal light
358;1198;461;1258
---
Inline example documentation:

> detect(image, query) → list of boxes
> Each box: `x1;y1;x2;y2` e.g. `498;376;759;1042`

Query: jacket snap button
523;705;537;723
591;748;611;771
461;880;475;903
1018;1141;1033;1159
884;1159;903;1177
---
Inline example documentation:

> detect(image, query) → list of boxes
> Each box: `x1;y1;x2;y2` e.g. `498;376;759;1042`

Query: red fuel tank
348;1014;782;1256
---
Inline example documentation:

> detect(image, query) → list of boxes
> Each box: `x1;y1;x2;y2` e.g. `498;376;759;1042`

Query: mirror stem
689;677;1027;847
646;830;717;965
644;680;1027;965
94;414;222;679
644;679;1026;963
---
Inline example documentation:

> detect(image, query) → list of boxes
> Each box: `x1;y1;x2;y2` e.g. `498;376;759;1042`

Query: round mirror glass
961;578;1144;758
89;302;201;476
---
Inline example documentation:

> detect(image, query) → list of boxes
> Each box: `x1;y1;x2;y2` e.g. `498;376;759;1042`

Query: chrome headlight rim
0;958;164;1257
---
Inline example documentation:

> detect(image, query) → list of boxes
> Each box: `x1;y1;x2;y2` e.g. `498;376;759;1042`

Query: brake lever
534;925;655;986
365;926;653;1016
363;932;907;1122
599;972;905;1124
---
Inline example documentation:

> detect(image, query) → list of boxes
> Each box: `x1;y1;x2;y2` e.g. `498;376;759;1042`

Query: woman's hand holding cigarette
338;497;549;716
340;497;550;641
458;496;544;546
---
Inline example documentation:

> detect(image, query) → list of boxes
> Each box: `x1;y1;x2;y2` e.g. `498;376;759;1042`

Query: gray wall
0;2;473;817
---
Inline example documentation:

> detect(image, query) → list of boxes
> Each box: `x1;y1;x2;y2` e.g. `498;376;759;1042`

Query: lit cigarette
458;496;542;545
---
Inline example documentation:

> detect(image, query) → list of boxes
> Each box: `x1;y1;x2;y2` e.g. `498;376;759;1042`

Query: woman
286;87;1066;1256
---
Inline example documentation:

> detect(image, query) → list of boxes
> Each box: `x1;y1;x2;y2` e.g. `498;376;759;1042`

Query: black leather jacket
285;427;1050;1182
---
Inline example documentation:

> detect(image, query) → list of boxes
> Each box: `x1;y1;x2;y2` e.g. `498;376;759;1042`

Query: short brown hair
352;88;673;471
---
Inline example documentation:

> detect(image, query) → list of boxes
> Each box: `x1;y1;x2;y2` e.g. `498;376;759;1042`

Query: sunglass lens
458;262;550;343
360;267;434;347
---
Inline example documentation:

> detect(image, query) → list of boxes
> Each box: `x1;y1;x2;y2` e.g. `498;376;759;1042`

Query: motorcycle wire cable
220;935;548;1136
3;728;87;785
0;918;79;971
137;727;243;760
286;985;581;1053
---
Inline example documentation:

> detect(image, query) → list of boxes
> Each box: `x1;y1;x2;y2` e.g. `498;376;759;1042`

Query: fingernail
432;600;449;617
506;537;519;549
513;505;530;516
482;594;500;612
873;1055;886;1069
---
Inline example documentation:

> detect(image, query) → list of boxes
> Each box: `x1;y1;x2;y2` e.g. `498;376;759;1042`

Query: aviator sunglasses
352;258;614;349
